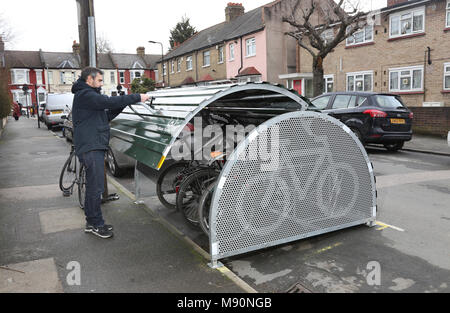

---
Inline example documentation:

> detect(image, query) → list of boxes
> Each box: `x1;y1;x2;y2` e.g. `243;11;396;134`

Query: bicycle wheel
316;162;359;219
59;151;78;194
156;161;191;210
198;181;217;237
176;168;219;228
78;165;86;210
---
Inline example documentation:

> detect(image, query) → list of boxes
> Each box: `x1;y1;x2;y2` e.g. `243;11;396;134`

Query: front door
293;80;302;95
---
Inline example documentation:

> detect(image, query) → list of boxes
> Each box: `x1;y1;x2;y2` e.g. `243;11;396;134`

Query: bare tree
96;34;114;53
0;12;15;45
283;0;368;97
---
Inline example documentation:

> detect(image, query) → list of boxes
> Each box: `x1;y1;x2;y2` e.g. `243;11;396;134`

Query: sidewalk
0;116;247;293
403;133;450;156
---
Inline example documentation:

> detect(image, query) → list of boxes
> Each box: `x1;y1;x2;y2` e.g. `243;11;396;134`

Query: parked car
62;110;73;142
41;93;74;130
309;92;413;151
106;144;135;177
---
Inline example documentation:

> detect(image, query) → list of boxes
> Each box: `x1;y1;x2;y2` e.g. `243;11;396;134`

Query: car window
332;95;353;109
347;96;358;108
356;96;368;107
373;95;405;109
311;96;331;110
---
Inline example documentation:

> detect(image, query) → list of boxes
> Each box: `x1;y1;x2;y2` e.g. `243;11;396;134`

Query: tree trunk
312;56;325;98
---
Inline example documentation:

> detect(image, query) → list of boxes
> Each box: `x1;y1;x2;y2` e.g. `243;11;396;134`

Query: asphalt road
50;127;450;293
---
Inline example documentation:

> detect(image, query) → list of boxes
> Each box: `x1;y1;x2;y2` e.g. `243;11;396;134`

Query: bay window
11;69;30;85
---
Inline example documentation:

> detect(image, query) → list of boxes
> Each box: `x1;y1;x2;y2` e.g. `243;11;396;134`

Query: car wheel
351;128;364;145
106;148;124;177
47;123;53;131
384;141;404;152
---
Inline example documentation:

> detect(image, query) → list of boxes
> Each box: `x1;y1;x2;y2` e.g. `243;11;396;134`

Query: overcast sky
1;0;386;55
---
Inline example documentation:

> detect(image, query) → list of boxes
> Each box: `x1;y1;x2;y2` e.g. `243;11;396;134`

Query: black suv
310;92;413;151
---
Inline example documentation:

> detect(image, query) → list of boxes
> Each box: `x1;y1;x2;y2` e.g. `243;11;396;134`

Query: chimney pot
72;41;80;55
137;46;145;57
225;3;244;22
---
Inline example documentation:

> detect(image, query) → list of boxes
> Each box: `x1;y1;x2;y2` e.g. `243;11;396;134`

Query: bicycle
59;144;86;209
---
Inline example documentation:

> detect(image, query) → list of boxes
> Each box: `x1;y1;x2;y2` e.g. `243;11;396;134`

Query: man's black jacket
71;79;141;156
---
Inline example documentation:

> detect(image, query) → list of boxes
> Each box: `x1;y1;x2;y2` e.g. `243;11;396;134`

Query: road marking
375;221;405;232
315;242;343;254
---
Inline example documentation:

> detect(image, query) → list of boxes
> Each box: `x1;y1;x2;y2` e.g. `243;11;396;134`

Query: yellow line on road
375;221;405;232
315;242;342;254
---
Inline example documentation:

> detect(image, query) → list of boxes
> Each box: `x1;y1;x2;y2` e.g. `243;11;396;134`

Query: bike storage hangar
109;82;377;268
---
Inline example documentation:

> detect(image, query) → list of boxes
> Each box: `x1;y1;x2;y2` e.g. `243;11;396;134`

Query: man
72;67;150;239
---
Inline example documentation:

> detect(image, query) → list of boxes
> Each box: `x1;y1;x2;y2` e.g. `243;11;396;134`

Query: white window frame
177;59;181;72
48;71;53;85
218;46;224;64
324;75;334;93
389;6;425;39
446;0;450;28
35;70;43;85
229;43;235;61
346;71;374;92
119;71;126;84
171;60;175;74
389;65;424;92
110;71;116;85
444;63;450;90
346;25;374;46
202;50;210;67
130;70;144;82
245;38;256;57
186;56;193;71
11;90;32;107
163;63;167;76
10;69;30;85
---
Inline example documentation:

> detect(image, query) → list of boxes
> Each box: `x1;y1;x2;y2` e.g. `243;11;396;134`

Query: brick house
289;0;450;111
157;0;333;88
110;47;159;95
1;40;47;108
1;38;159;103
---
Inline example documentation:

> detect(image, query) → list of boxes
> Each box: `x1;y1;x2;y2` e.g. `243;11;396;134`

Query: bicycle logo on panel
226;117;360;239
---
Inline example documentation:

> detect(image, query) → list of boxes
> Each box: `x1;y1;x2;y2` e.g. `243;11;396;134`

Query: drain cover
286;282;313;293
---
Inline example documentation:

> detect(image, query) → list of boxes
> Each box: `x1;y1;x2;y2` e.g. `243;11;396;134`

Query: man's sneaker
85;225;114;239
85;224;113;232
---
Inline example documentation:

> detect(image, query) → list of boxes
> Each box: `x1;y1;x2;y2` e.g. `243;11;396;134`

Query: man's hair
81;67;104;81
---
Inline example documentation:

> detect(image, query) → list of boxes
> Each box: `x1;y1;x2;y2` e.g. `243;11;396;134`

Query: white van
41;93;74;130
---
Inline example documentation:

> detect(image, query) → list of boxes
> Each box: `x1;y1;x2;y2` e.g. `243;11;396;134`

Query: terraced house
0;38;159;108
157;0;335;88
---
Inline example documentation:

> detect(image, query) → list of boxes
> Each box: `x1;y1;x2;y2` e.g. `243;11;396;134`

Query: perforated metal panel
209;111;376;263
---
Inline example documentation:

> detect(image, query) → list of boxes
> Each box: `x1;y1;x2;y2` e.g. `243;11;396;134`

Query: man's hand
140;94;151;102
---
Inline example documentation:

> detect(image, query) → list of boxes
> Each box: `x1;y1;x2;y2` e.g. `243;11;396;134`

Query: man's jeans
79;150;106;227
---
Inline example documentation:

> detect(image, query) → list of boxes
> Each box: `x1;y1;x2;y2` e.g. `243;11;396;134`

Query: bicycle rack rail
109;83;376;268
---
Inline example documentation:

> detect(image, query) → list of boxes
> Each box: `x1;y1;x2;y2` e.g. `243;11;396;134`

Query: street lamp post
148;40;164;87
22;85;30;118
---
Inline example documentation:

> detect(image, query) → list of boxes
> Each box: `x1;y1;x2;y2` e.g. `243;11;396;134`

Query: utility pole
76;0;97;68
76;0;116;202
